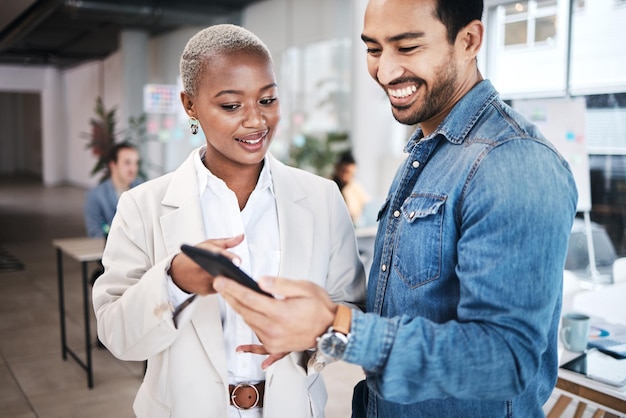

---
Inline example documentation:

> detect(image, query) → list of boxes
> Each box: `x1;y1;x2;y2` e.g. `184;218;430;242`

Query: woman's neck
204;159;264;211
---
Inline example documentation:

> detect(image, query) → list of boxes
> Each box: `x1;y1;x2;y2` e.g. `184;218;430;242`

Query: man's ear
180;92;196;118
458;19;484;59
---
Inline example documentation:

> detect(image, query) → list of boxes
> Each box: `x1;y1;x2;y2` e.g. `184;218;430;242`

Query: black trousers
352;379;368;418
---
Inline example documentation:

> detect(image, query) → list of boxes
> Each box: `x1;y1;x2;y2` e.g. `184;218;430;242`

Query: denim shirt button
409;211;415;219
412;160;420;168
393;210;400;218
381;264;387;272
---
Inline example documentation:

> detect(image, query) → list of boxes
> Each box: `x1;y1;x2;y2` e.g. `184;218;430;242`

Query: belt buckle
231;383;260;410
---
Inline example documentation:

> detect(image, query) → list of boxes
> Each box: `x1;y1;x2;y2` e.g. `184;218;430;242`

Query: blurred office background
0;1;625;417
0;0;625;249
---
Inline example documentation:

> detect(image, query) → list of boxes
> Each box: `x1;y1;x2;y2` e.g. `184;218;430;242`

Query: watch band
332;304;352;335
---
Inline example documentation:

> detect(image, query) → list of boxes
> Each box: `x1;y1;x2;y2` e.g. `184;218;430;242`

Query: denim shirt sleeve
342;138;578;405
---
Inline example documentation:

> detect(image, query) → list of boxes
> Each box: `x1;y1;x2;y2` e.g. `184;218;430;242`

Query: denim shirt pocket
393;193;446;289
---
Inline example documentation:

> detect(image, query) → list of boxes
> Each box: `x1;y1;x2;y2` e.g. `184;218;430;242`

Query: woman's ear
180;92;196;118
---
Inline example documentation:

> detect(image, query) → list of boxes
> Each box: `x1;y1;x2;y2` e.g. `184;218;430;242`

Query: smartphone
180;244;273;298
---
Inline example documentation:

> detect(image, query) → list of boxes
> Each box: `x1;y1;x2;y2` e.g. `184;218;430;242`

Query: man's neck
110;176;130;193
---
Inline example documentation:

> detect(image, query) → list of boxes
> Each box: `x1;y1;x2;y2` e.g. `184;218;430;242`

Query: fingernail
232;257;241;267
259;276;274;290
213;278;224;291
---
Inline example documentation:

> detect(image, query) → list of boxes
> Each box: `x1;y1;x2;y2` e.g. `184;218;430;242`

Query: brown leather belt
229;382;265;410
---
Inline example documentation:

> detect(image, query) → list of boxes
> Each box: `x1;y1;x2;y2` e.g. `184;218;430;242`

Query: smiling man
215;1;579;417
83;142;141;237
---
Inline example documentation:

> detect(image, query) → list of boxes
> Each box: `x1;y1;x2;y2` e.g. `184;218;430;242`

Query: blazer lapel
159;150;228;384
269;155;314;280
191;296;228;385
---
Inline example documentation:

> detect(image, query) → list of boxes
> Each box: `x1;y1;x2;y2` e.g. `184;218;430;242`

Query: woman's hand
237;344;289;369
169;234;244;295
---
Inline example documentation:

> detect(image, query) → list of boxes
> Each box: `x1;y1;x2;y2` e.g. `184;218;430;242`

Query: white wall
2;0;624;190
485;0;570;99
569;0;626;95
485;0;626;99
61;52;122;188
64;60;111;188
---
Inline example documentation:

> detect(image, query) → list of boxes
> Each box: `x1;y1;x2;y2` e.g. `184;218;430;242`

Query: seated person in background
83;141;141;237
332;150;371;225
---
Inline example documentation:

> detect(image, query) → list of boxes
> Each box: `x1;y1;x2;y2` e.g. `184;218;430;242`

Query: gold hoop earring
189;117;199;135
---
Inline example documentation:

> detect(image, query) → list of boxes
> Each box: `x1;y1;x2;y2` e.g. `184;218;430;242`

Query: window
588;154;626;256
584;93;626;256
275;38;353;176
500;0;558;47
486;0;567;96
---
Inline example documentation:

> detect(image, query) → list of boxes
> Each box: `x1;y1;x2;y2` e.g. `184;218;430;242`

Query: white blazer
92;150;366;418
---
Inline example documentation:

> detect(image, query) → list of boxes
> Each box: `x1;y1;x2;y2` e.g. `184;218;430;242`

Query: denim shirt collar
404;80;499;153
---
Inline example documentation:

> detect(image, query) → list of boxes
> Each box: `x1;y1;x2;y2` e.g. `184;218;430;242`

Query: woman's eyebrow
214;83;277;98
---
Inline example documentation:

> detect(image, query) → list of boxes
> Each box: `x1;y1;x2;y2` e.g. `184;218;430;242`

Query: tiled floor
0;176;615;418
0;177;364;418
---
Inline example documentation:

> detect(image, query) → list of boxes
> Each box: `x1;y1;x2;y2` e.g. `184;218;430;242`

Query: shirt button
381;264;387;272
393;210;400;218
409;211;415;219
412;160;420;168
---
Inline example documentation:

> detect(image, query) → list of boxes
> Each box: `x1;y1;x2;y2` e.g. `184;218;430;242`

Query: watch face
318;331;349;360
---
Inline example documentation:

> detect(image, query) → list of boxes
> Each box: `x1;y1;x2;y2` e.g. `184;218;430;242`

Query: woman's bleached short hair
180;24;272;97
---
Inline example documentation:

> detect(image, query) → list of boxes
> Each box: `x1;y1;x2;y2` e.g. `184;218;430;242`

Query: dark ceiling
0;0;265;69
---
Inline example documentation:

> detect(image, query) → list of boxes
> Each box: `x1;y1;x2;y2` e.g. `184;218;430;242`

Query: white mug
560;312;591;352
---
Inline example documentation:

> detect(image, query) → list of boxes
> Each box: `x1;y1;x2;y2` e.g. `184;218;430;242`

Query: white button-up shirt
168;147;280;417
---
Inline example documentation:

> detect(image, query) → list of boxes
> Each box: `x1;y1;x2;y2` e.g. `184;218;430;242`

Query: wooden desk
52;237;105;389
550;282;626;417
554;363;626;416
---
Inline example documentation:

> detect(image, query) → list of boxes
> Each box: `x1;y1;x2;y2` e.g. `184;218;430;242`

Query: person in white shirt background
331;150;371;226
92;24;365;418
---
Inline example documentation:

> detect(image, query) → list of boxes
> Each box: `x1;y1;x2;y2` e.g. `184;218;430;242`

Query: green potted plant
83;96;157;181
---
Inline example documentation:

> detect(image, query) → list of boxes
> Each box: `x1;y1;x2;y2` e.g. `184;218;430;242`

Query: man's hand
214;276;337;354
169;234;244;295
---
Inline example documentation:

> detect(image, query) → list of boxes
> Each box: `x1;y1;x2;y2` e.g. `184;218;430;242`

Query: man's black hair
435;0;484;44
108;141;137;165
337;150;356;166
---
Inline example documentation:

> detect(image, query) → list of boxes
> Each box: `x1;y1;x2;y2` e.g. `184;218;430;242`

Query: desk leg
547;394;573;418
81;261;94;389
56;249;67;360
574;402;588;418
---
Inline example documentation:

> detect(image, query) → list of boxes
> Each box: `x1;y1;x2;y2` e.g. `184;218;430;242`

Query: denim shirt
343;80;578;417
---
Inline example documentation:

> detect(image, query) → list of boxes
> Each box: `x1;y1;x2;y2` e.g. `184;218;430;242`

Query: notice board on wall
513;97;591;212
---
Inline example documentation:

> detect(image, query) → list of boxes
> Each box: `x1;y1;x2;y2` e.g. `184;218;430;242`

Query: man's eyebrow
361;32;425;44
361;34;376;43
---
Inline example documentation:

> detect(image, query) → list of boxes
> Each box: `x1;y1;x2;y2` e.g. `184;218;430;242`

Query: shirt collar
193;146;274;197
404;79;499;154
